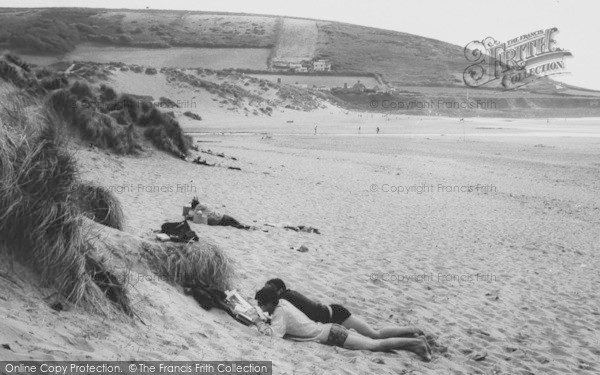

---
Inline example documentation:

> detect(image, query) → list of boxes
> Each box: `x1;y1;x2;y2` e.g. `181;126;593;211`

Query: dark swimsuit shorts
325;324;349;347
330;304;351;324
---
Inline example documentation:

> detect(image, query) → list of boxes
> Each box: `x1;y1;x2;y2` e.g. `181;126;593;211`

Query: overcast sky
4;0;599;90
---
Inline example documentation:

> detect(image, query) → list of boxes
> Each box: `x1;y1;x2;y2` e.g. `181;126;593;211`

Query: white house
313;59;331;72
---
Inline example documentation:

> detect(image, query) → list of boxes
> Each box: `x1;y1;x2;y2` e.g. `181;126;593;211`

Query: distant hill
2;7;600;116
0;8;498;87
315;22;466;87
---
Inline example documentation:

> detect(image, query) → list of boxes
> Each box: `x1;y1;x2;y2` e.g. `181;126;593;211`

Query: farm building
313;59;331;71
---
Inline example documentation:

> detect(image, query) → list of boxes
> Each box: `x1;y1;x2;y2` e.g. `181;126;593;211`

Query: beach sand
1;106;599;374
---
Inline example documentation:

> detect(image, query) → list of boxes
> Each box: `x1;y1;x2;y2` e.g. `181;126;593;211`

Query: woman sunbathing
265;278;424;339
188;197;251;229
253;286;431;361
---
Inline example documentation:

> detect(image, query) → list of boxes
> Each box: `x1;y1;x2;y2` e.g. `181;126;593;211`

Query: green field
21;44;271;70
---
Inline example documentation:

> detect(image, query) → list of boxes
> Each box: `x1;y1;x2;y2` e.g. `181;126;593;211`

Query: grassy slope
2;7;598;110
0;8;277;54
315;22;466;87
0;7;500;88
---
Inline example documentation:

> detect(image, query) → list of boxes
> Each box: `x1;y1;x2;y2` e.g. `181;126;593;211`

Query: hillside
315;22;465;87
0;8;277;52
0;7;521;88
2;7;600;117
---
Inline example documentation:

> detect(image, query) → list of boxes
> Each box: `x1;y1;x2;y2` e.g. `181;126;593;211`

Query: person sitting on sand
266;278;423;339
252;286;431;361
190;200;251;230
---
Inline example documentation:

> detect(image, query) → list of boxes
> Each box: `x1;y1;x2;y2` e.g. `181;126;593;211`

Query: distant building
352;80;366;92
295;66;308;73
313;59;331;72
272;59;290;70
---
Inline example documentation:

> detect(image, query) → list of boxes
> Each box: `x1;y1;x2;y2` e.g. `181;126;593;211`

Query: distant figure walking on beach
376;127;380;134
265;279;424;339
358;126;361;134
253;286;431;361
314;125;318;135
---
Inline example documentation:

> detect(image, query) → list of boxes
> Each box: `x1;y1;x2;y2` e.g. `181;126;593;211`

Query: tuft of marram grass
0;54;44;95
99;84;117;102
142;241;233;292
74;182;124;230
105;95;141;122
3;53;31;72
46;89;142;154
69;81;94;100
40;75;68;91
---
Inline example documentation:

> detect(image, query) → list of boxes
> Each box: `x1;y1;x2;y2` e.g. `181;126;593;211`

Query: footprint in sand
181;335;198;348
56;334;95;353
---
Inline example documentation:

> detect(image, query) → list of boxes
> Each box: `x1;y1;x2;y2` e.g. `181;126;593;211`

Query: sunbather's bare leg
342;332;431;361
342;316;424;338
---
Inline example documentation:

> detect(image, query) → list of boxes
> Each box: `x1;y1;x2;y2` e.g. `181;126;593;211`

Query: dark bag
184;283;226;310
186;287;217;310
184;283;253;326
161;220;199;242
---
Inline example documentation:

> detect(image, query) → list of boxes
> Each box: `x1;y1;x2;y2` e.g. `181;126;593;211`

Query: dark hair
255;285;279;306
266;278;286;291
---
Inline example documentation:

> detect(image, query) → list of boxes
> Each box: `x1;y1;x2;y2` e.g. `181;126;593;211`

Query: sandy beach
3;3;600;373
2;109;599;374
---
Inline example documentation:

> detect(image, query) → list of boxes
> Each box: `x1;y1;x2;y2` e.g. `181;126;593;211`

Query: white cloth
195;203;223;224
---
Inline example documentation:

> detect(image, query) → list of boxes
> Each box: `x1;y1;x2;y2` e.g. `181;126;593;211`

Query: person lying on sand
266;278;423;339
252;286;431;361
190;199;252;230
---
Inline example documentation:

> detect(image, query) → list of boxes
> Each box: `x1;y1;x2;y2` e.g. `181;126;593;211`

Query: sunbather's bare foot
414;336;432;362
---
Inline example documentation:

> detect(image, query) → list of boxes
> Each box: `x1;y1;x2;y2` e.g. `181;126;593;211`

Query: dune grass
46;89;142;154
69;81;94;100
104;94;141;121
0;85;131;316
0;54;232;317
99;84;117;102
2;52;191;158
137;105;192;158
40;75;68;90
74;182;125;230
142;241;233;292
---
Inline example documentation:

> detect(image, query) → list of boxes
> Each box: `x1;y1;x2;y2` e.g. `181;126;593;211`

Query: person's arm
254;320;274;336
255;308;286;338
